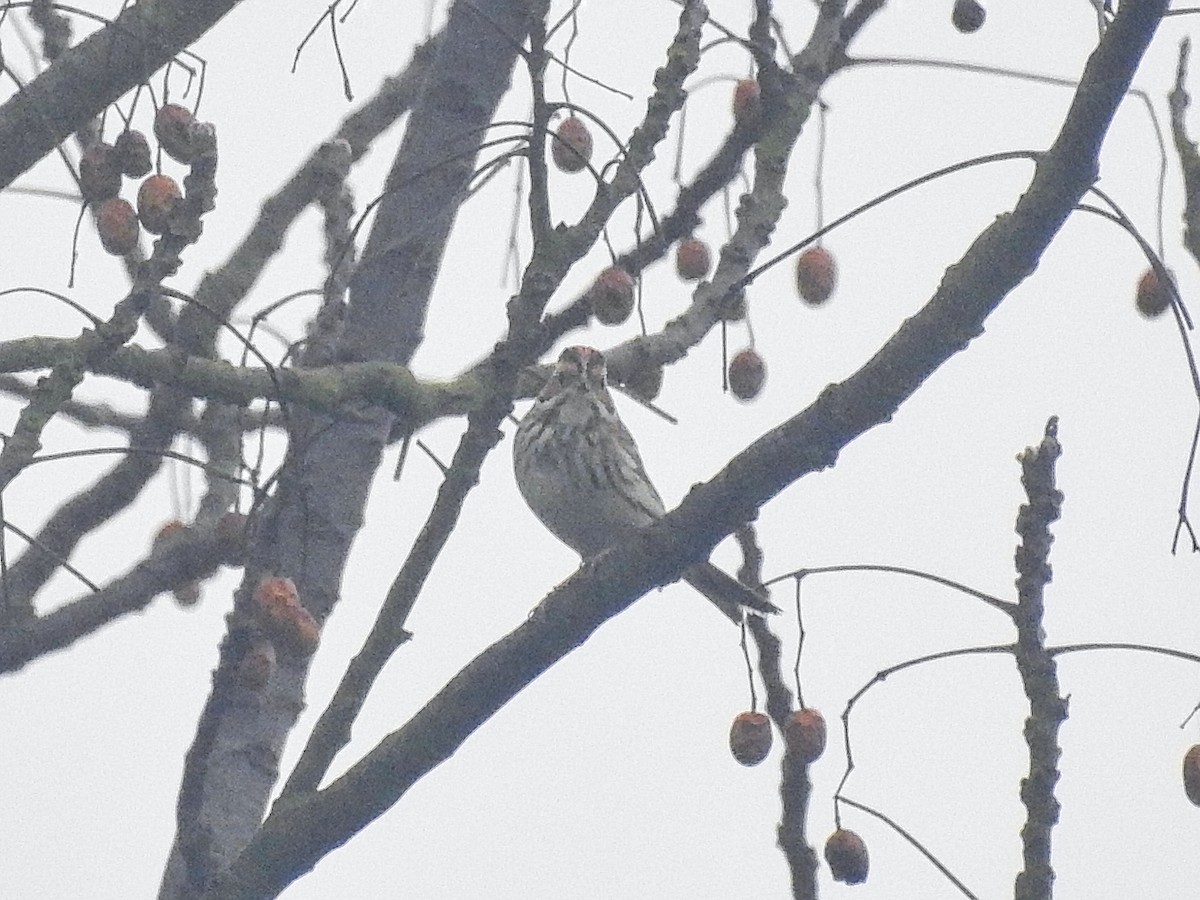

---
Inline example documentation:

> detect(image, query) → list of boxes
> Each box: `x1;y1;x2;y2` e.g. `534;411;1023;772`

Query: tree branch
160;3;546;897
0;0;241;189
1012;419;1067;900
207;2;1168;892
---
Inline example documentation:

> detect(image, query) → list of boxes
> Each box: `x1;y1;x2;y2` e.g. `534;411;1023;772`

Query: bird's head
538;346;609;400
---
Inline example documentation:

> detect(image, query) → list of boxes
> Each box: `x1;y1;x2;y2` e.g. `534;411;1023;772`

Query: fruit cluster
87;103;198;255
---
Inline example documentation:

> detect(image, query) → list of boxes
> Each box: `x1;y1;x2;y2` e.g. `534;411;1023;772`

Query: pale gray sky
4;2;1200;898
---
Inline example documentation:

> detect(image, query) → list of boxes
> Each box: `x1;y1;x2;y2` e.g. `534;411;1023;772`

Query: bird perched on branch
513;345;777;623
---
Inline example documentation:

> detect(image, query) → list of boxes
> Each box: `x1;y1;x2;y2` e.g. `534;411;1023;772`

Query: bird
512;345;778;623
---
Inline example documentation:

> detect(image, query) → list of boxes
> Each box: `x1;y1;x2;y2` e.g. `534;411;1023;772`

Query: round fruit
154;103;197;164
675;237;712;281
624;365;664;402
588;266;636;326
137;174;183;234
952;0;986;33
113;129;153;177
551;116;593;173
727;348;766;401
96;197;140;256
796;245;837;306
824;828;869;884
784;707;827;763
1183;744;1200;806
729;710;772;766
79;142;121;203
1135;268;1171;319
732;78;761;124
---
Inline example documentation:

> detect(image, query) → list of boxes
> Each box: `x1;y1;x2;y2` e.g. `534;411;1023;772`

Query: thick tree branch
1012;419;1067;900
0;523;231;673
0;124;217;622
281;0;709;807
1169;38;1200;267
160;3;545;897
0;0;242;189
207;2;1167;893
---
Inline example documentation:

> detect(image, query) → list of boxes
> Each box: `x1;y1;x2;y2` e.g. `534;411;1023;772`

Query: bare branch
0;522;231;673
0;0;238;188
209;4;1168;890
1012;419;1067;900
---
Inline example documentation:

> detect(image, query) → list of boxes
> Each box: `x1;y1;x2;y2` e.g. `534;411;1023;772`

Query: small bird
512;345;778;622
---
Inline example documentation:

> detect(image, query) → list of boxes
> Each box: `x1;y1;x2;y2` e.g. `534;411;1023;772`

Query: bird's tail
682;561;780;624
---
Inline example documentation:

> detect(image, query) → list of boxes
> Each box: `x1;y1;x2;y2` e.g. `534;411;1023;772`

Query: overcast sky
4;2;1200;898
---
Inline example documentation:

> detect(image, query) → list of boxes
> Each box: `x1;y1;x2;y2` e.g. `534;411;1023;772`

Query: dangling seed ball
796;246;837;306
729;710;772;766
1183;744;1200;806
96;198;140;255
551;116;593;174
784;707;827;764
675;237;712;282
588;266;636;326
137;174;183;235
952;0;986;32
1135;268;1171;319
79;142;121;203
154;103;197;164
113;130;153;177
727;348;766;401
824;829;869;884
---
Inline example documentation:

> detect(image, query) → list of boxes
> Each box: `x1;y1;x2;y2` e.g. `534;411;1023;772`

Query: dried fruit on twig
113;130;153;177
785;707;827;763
1183;744;1200;806
154;103;197;164
551;116;593;173
675;237;712;282
952;0;986;32
729;710;772;766
796;246;837;306
588;266;636;326
825;829;869;884
79;142;121;203
727;349;766;401
255;576;300;621
96;198;140;255
732;78;761;124
253;576;320;656
137;174;183;234
1135;268;1172;319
